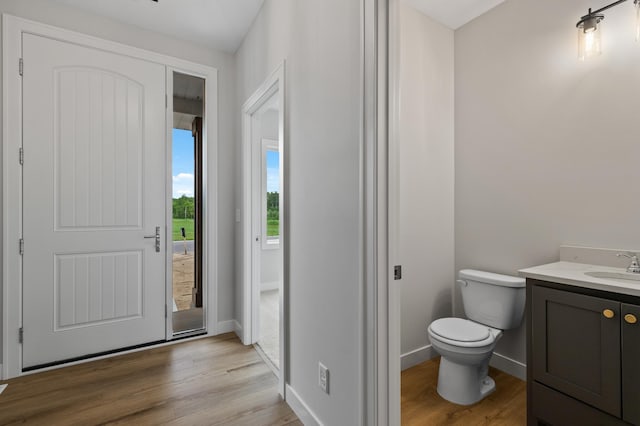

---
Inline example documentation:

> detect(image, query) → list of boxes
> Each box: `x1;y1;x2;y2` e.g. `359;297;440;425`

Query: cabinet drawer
531;382;626;426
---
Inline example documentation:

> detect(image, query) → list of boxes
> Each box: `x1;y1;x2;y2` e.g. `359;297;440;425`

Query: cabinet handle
603;309;615;319
625;314;638;324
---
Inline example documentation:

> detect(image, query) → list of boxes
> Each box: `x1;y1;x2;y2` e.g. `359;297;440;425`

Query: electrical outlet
319;362;329;394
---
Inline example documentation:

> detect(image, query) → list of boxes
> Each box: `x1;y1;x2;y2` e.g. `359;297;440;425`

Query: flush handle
603;309;615;319
625;314;638;324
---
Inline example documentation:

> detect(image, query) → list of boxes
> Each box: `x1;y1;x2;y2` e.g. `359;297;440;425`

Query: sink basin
585;271;640;283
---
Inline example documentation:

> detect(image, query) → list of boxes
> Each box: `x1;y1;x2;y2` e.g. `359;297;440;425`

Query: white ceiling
51;0;265;53
403;0;506;30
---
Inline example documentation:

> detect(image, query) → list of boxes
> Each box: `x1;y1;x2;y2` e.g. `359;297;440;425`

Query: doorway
242;64;286;394
255;136;281;368
3;15;219;378
171;72;206;335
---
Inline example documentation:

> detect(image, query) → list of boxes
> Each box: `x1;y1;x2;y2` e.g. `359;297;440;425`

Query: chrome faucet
617;252;640;274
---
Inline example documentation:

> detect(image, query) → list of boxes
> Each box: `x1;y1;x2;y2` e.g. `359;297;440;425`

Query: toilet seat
429;318;499;348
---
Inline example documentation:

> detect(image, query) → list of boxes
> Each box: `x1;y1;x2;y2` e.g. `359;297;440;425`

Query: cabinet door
622;303;640;425
532;286;621;417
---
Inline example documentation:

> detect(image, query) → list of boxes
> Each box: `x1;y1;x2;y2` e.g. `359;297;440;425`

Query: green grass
173;218;194;241
267;220;279;237
174;218;277;240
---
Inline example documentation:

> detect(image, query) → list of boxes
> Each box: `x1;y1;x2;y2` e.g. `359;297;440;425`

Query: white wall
236;0;363;423
455;0;640;365
396;3;455;366
0;0;237;366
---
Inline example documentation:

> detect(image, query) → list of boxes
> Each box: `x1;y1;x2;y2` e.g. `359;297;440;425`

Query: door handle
144;226;161;252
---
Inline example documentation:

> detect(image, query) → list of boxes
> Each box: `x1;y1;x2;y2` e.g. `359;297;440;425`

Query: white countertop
519;261;640;297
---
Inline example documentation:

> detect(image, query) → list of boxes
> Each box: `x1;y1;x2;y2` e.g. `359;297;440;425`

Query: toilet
427;269;525;405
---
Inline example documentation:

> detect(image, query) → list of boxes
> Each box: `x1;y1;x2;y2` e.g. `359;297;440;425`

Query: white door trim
2;14;219;380
241;62;286;397
387;0;401;423
165;71;175;340
361;0;392;424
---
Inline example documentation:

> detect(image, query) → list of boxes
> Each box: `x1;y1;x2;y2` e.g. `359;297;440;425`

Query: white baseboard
490;352;526;381
217;320;236;334
233;320;244;341
401;344;436;371
285;384;323;426
260;281;279;292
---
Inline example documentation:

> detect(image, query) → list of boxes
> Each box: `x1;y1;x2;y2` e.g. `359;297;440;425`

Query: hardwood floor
0;333;300;426
402;358;526;426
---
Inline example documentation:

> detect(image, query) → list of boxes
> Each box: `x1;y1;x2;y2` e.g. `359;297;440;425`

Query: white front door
22;33;167;369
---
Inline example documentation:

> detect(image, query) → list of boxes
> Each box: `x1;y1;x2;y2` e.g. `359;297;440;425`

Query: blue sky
172;128;280;197
266;150;280;193
172;129;194;198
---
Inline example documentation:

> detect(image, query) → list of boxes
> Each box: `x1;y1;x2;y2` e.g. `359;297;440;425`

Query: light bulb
577;17;602;60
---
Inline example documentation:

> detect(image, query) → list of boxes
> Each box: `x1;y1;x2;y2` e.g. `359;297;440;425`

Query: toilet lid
430;318;491;342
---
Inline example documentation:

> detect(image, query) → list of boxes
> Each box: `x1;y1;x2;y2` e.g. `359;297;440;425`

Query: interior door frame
2;14;219;380
361;0;392;423
386;0;401;423
241;62;286;397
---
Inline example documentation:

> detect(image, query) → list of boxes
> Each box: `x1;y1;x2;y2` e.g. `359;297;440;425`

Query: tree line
267;192;279;220
173;196;194;219
172;193;279;220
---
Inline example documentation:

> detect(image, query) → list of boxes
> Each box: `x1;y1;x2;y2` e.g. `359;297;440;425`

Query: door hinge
394;265;402;280
165;304;168;318
19;327;23;344
165;94;168;108
19;58;23;76
19;238;24;255
19;147;24;165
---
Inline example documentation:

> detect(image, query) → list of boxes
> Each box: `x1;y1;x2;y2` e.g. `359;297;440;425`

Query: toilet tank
458;269;525;330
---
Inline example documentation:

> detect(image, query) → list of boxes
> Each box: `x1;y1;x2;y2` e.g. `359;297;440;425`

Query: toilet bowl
428;318;502;405
427;270;525;406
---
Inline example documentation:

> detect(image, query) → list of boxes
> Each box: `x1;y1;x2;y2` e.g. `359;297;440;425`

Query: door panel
532;285;621;417
55;68;143;230
22;33;166;368
55;251;142;329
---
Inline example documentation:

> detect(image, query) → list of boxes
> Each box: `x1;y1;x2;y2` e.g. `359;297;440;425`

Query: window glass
265;149;280;244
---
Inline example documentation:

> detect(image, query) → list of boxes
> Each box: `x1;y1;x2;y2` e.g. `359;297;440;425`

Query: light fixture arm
578;0;640;27
586;0;628;17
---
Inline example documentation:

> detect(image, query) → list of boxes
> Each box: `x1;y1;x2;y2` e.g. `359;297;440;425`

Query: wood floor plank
0;334;298;426
402;357;526;426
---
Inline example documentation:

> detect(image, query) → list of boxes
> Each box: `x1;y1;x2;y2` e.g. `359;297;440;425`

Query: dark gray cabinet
622;303;640;425
527;279;640;426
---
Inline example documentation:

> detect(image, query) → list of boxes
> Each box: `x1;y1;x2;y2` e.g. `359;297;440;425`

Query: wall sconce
577;0;640;60
636;0;640;40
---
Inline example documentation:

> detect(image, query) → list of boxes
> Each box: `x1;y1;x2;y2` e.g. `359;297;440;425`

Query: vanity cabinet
622;303;640;425
527;279;640;426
